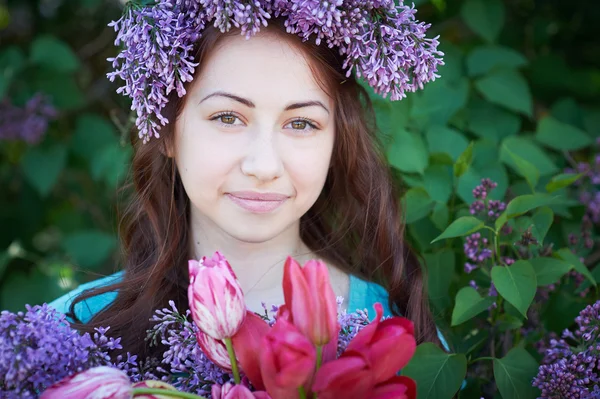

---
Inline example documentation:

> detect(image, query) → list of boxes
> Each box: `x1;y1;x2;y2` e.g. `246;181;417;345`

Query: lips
226;191;290;214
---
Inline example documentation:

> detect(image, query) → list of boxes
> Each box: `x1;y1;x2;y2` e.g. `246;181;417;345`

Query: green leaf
500;136;559;176
431;216;484;243
555;248;596;286
503;146;539;191
535;116;592;150
0;269;65;311
0;251;9;281
491;260;537;318
457;163;509;204
475;69;533;116
504;193;565;219
30;35;80;73
425;126;469;162
546;173;584;193
62;231;117;269
493;348;540;399
91;143;133;187
424;250;455;312
453;142;474;178
530;207;554;243
423;165;453;203
72;114;119;159
430;202;450;231
451;286;496;326
20;145;67;197
387;130;429;174
402;188;436;224
467;45;528;77
466;99;521;141
30;70;86;111
461;0;505;43
0;46;26;97
402;343;467;399
530;257;573;286
411;78;469;128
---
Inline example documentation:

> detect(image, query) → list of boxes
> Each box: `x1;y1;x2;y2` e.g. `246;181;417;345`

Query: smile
226;192;289;214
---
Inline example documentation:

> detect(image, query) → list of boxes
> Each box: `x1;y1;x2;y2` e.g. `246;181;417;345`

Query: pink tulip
282;257;338;346
196;330;232;370
211;383;271;399
311;350;375;399
188;252;246;340
231;310;271;391
370;376;416;399
40;366;132;399
346;303;416;383
259;315;316;398
132;380;178;399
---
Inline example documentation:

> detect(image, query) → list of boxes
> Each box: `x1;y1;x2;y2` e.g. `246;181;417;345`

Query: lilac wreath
107;0;444;143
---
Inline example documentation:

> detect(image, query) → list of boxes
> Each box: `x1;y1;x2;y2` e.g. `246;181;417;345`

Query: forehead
191;32;331;106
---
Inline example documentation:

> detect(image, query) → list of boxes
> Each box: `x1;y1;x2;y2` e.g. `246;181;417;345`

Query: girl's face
173;32;335;244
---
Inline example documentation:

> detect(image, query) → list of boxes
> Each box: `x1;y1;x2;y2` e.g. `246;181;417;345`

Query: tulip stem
315;345;323;371
298;386;307;399
224;337;241;384
132;388;208;399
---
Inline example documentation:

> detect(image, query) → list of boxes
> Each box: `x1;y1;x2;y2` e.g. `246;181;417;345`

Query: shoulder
348;274;450;351
48;271;124;324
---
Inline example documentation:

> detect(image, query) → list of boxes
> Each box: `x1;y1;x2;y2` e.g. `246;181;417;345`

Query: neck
189;211;315;296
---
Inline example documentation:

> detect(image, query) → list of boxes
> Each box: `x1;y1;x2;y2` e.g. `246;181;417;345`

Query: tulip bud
196;329;232;370
259;316;316;398
132;381;178;399
188;251;246;340
211;382;272;399
40;366;132;399
282;257;338;346
346;303;416;383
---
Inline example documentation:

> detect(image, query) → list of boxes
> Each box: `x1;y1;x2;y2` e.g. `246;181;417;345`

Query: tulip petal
370;376;416;399
311;351;375;399
132;381;177;399
231;311;271;390
196;330;232;370
40;366;132;399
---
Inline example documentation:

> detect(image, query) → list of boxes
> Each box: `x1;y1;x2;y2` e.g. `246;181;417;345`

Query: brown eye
220;115;236;124
291;120;307;130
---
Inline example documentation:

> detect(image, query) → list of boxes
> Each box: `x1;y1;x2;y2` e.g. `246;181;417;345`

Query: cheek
284;135;334;198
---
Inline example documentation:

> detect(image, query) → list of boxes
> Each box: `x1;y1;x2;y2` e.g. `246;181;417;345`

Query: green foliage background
1;0;599;397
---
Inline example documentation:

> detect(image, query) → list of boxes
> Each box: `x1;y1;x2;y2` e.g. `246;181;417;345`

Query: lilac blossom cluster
108;0;444;143
0;304;136;399
0;93;57;143
533;301;600;398
146;300;232;396
469;178;506;219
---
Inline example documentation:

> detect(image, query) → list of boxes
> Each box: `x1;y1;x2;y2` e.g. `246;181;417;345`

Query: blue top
48;271;449;349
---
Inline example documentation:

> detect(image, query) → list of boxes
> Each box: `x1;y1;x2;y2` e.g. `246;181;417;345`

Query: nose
240;131;284;182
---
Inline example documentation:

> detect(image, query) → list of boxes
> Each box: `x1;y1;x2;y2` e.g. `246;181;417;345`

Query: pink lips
226;191;289;214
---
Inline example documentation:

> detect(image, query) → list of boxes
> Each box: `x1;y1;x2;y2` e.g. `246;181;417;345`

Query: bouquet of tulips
2;252;417;399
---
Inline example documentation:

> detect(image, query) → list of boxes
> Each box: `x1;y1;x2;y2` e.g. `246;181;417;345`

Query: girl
49;2;445;362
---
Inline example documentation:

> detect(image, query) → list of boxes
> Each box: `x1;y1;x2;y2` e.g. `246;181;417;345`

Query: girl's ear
161;139;175;158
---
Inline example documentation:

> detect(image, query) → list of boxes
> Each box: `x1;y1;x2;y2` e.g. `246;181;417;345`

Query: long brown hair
70;19;440;360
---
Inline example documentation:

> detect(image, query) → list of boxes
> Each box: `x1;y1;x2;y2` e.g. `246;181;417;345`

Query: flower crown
107;0;444;143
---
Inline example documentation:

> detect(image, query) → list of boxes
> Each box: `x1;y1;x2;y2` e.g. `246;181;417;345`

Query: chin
223;222;286;244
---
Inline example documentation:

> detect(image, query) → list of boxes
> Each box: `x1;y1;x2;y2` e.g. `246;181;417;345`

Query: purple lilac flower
534;300;600;398
0;93;58;143
463;232;492;274
0;304;131;399
469;178;506;219
146;300;232;395
108;0;444;142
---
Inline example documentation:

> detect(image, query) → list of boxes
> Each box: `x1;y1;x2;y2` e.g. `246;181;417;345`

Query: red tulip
231;311;271;390
188;252;246;340
346;303;416;383
370;376;416;399
211;383;272;399
282;257;338;346
311;350;375;399
259;315;316;398
196;330;232;370
40;366;132;399
132;380;178;399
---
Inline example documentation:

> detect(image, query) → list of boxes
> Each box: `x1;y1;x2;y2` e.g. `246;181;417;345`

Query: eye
210;112;244;127
284;118;319;132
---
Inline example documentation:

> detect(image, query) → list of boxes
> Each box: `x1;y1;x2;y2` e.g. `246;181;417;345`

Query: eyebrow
199;91;330;114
